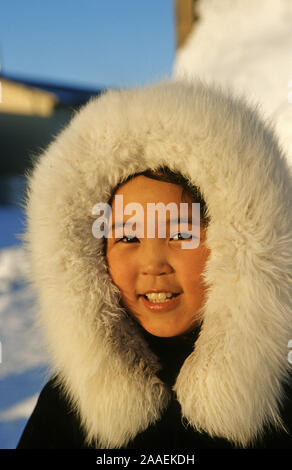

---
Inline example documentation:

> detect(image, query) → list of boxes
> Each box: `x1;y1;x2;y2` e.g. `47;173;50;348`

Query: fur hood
22;80;292;448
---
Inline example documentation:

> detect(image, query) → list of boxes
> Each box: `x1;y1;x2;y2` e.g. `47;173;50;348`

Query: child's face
106;176;210;337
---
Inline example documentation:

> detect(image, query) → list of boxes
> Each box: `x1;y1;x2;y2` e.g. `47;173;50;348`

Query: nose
139;241;174;276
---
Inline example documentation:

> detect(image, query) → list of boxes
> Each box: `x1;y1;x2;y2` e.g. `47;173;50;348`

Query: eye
117;235;139;243
170;232;193;241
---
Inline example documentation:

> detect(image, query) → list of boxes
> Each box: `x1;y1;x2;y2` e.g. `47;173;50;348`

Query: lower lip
140;294;181;312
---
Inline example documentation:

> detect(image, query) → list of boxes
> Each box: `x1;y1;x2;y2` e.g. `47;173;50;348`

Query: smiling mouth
138;291;182;311
141;292;180;303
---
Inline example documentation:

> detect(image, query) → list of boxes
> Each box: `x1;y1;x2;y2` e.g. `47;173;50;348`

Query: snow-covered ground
0;208;48;449
174;0;292;163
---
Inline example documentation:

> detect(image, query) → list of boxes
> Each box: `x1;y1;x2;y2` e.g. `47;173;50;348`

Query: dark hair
108;166;210;226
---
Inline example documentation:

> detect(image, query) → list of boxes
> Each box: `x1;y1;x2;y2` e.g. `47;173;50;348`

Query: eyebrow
110;216;199;232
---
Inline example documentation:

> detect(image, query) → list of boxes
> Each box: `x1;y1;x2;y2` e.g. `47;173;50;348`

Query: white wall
173;0;292;162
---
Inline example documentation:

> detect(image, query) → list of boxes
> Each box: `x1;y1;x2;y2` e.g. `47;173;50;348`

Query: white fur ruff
22;80;292;448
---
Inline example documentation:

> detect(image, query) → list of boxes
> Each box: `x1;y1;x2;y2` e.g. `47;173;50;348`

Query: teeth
145;292;175;303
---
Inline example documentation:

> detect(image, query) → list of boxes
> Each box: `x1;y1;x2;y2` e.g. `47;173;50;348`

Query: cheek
106;251;137;297
177;248;210;295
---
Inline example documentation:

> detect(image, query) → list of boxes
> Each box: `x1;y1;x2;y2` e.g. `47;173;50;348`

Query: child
17;80;292;449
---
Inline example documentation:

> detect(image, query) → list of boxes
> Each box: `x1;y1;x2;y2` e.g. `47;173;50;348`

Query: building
0;73;104;205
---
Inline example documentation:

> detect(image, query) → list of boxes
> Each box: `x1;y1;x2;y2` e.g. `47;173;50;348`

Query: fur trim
22;80;292;447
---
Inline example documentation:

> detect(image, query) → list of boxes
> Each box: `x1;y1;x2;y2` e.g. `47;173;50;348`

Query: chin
142;323;191;338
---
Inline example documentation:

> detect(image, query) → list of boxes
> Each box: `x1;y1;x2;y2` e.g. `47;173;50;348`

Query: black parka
17;325;292;449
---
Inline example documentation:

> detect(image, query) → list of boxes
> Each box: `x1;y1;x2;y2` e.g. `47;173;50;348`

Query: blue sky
0;0;175;89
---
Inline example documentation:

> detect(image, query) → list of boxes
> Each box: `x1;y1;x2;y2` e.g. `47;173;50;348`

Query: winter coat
17;80;292;449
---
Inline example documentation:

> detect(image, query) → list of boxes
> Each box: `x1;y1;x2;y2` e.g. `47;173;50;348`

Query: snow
0;394;39;422
0;208;48;448
0;245;48;379
173;0;292;163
